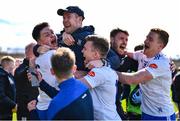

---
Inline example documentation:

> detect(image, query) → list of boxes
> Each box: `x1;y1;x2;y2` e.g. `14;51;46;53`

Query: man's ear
50;68;55;75
78;16;83;22
94;50;101;59
110;37;114;45
72;65;77;74
160;42;165;49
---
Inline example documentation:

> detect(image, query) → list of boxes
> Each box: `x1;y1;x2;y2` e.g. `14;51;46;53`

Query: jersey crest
88;71;95;77
149;63;158;69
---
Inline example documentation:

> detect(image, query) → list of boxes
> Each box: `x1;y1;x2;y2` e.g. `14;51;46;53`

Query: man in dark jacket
106;28;138;120
57;6;94;72
172;68;180;118
14;43;39;120
0;56;17;120
33;6;95;77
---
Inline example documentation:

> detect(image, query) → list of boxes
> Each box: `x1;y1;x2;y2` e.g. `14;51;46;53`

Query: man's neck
66;26;82;34
118;50;125;56
111;47;125;56
57;75;74;84
144;51;161;58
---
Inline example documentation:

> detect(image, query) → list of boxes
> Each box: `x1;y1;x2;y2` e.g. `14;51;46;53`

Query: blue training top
47;77;94;120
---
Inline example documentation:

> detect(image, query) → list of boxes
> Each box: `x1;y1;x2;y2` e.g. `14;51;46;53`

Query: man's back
47;78;94;120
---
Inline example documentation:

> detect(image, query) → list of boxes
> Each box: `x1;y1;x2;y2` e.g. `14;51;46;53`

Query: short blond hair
51;47;75;79
1;56;15;68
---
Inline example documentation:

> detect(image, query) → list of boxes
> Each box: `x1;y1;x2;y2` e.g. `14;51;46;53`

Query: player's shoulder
154;53;170;62
151;53;170;69
90;66;115;75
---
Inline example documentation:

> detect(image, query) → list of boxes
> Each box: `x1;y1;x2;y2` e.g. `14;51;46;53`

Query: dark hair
110;28;129;38
32;22;49;41
85;35;110;58
51;47;75;79
150;28;169;47
134;44;144;51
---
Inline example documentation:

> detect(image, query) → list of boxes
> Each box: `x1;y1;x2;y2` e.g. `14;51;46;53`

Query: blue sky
0;0;180;59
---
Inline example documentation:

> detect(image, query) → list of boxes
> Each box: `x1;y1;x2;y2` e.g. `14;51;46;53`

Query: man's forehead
63;12;78;17
41;27;52;33
63;12;71;15
84;41;92;47
116;32;128;38
149;31;158;35
148;32;159;37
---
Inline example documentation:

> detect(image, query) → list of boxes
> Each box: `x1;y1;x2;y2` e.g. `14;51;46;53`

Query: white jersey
133;51;174;116
84;66;121;120
35;50;59;110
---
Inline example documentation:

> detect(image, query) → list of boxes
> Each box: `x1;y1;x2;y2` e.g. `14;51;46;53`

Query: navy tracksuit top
47;78;94;120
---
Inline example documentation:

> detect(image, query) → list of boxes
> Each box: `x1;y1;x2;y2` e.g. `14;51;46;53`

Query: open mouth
119;46;126;50
51;39;57;45
64;23;71;28
144;44;149;49
65;25;70;28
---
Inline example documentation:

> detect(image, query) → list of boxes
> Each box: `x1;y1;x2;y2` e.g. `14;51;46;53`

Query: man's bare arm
117;69;153;85
124;51;134;59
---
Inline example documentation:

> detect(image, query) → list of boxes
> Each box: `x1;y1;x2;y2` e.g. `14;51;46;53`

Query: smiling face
143;31;164;57
63;12;82;34
111;32;128;55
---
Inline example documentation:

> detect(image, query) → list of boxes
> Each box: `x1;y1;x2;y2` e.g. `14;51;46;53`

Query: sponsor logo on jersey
88;71;95;77
149;63;158;69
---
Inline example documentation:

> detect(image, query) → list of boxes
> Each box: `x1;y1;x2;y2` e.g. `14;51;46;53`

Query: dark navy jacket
14;59;39;119
57;25;95;71
172;72;180;103
107;48;138;98
47;78;94;120
107;48;138;119
107;48;122;70
0;67;16;119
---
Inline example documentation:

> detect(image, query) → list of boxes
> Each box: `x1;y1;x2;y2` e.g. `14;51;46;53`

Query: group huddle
0;5;177;121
